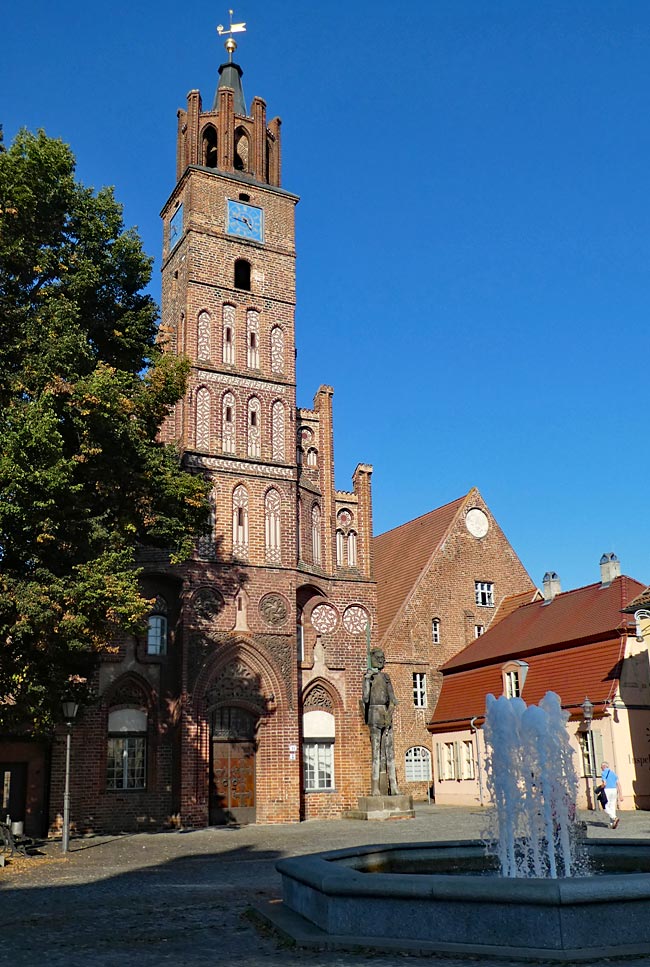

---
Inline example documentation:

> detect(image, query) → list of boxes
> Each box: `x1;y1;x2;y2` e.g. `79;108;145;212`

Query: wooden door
211;741;256;825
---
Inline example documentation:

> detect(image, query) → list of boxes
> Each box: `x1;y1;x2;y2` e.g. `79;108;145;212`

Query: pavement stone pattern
2;804;650;967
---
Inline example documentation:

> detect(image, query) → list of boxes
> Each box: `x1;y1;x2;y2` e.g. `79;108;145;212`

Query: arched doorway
210;705;258;825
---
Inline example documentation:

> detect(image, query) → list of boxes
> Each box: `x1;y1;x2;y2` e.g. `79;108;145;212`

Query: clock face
465;508;489;539
169;203;183;251
226;200;264;242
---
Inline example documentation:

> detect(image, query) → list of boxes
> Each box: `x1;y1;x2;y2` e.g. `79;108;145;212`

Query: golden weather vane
217;9;246;60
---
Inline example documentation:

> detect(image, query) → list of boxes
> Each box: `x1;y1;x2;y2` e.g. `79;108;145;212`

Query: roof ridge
375;492;469;540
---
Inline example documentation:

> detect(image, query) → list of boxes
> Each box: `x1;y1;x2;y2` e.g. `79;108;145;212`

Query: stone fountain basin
274;840;650;961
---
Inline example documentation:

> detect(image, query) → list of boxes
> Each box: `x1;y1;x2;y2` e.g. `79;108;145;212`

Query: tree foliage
0;130;209;731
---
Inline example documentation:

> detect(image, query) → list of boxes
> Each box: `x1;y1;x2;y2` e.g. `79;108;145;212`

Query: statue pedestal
345;794;414;821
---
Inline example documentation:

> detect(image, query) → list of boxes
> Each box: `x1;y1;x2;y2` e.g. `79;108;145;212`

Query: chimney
542;571;561;602
600;552;620;586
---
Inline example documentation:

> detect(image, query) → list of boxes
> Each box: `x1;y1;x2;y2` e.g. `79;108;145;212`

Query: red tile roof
429;637;625;732
490;588;543;626
441;575;644;672
373;493;467;640
624;585;650;614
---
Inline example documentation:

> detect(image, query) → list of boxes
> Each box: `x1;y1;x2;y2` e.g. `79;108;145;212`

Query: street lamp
61;700;79;854
581;697;594;728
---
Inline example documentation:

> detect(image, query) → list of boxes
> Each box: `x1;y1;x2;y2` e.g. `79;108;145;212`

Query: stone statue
362;647;400;796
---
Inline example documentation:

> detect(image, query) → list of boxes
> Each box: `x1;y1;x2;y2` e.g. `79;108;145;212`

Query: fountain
270;691;650;961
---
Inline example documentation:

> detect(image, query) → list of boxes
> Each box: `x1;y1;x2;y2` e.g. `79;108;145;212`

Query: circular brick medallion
259;593;289;627
192;588;223;621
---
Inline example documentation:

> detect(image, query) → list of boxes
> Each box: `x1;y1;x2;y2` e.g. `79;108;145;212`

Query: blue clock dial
169;203;183;250
226;200;264;242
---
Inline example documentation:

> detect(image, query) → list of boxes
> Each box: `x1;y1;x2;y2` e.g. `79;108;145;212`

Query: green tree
0;129;209;731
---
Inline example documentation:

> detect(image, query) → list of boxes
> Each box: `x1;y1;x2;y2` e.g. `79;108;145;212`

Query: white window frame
405;746;432;782
413;672;427;709
462;740;475;779
475;581;494;607
475;624;484;638
432;618;441;644
147;614;167;656
303;741;334;791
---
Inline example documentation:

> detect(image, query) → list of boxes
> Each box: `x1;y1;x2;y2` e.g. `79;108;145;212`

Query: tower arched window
195;387;211;451
270;326;285;374
336;529;344;566
246;309;259;368
247;397;261;458
222;391;236;454
234;259;251;291
264;489;281;565
197;310;211;361
232;485;249;560
306;448;318;468
222;304;235;364
347;530;358;567
202;125;218;168
311;504;321;566
271;401;285;462
147;596;168;656
234;127;250;172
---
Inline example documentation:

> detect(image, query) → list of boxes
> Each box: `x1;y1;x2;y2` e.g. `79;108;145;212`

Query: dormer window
502;660;529;699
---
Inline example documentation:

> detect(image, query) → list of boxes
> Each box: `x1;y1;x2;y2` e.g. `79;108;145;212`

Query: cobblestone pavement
2;805;650;967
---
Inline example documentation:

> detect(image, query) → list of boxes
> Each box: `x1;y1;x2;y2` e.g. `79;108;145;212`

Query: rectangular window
431;618;441;644
107;736;146;790
475;624;484;638
413;672;427;708
303;741;334;791
505;669;520;698
462;740;475;779
444;742;456;780
475;581;494;607
579;729;603;778
147;615;167;656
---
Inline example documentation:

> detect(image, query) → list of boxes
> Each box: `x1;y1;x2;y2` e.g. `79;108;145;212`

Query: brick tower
152;33;376;825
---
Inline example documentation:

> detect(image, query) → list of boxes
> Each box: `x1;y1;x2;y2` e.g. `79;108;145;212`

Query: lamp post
61;700;79;854
581;697;594;810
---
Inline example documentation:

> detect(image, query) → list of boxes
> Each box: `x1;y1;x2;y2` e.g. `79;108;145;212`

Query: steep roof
429;637;624;731
373;494;467;640
441;574;644;673
491;587;543;626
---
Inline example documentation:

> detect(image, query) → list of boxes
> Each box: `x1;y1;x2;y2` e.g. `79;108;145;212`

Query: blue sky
3;1;649;593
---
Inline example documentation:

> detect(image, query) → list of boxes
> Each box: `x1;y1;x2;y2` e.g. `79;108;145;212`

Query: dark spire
213;37;247;115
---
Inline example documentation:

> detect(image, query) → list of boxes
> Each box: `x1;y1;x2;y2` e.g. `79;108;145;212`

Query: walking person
596;761;623;829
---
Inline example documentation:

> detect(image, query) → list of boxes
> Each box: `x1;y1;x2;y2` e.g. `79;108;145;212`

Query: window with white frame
475;624;484;638
405;746;432;782
147;598;168;655
232;485;249;560
505;669;520;698
443;741;456;780
502;660;528;699
246;309;260;368
579;729;603;778
413;672;427;708
303;709;335;792
432;618;441;644
107;708;147;790
311;504;321;565
222;305;235;364
462;740;475;779
347;530;357;567
475;581;494;607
